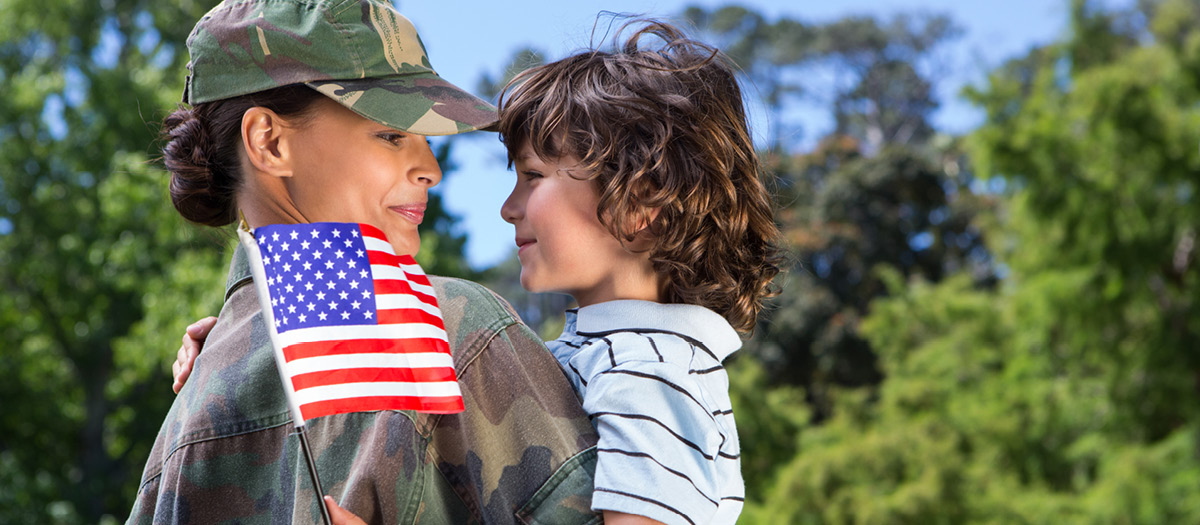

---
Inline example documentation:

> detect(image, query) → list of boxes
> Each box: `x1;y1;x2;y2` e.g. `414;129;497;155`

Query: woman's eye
378;132;406;146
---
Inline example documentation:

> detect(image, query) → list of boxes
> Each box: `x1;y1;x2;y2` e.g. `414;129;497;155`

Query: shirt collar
224;242;253;302
570;300;742;361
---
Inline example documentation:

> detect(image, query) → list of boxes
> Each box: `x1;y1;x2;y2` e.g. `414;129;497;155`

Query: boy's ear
241;107;294;178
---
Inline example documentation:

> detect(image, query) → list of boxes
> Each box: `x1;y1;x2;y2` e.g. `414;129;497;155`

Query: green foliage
745;1;1200;522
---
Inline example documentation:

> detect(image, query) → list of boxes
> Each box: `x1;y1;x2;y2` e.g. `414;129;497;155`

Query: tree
745;1;1200;522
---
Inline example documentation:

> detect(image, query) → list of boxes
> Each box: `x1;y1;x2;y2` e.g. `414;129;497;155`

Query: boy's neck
571;265;664;308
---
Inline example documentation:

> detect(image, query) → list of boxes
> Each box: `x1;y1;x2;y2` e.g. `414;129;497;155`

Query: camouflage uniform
128;245;601;524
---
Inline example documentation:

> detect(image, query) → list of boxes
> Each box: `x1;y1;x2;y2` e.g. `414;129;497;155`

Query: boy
495;19;782;525
174;18;781;525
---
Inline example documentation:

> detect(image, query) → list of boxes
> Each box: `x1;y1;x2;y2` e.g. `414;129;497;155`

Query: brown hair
497;19;783;333
161;84;323;226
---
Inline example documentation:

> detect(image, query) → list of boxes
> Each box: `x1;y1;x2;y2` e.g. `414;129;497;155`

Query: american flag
239;222;463;422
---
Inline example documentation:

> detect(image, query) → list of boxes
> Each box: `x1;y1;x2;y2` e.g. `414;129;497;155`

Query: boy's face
500;142;659;306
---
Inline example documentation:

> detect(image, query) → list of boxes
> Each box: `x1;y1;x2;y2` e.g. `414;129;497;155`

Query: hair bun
162;106;238;226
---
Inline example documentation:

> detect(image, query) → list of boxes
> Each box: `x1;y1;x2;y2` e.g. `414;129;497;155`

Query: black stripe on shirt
589;411;715;461
711;408;733;416
593;488;699;525
691;364;723;375
568;361;588;387
597;448;719;506
598;369;717;424
718;450;741;460
576;328;721;362
646;335;664;362
602;337;616;368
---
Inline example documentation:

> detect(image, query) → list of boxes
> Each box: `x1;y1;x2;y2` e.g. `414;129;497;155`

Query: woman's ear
241;107;293;178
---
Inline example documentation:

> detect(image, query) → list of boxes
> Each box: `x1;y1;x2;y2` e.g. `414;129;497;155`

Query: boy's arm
604;510;667;525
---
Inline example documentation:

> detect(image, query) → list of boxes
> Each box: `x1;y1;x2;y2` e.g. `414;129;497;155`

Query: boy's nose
500;191;522;224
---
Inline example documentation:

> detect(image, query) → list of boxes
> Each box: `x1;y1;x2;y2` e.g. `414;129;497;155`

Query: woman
129;1;599;523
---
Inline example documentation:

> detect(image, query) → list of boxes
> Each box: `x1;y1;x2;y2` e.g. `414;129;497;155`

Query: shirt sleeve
581;357;728;525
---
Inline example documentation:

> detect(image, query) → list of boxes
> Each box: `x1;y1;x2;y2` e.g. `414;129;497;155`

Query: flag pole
296;426;334;525
237;218;333;525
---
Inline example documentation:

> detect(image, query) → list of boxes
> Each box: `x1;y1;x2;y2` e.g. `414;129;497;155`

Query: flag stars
294;272;303;282
344;239;353;248
307;302;316;311
332;229;341;238
303;262;312;271
363;310;373;319
351;229;359;238
362;290;371;299
351;300;361;309
298;314;307;323
349;280;360;289
328;301;338;310
312;250;322;259
347;260;357;269
341;311;351;320
285;284;294;293
327;281;337;290
339;291;349;300
281;241;290;251
287;304;296;314
310;229;320;239
317;292;326;301
314;271;324;280
360;270;368;278
322;240;332;249
335;249;344;259
325;260;335;270
305;282;314;291
283;263;291;273
301;240;310;250
273;253;282;263
318;312;328;321
290;230;299;240
295;293;304;303
292;252;301;261
272;232;280;242
337;270;347;280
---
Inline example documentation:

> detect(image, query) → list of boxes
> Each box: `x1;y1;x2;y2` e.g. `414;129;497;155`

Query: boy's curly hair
497;19;783;333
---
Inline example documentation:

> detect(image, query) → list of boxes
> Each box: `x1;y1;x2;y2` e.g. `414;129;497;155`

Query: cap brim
307;73;498;136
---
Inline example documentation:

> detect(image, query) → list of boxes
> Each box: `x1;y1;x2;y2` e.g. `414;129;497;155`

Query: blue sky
399;0;1128;269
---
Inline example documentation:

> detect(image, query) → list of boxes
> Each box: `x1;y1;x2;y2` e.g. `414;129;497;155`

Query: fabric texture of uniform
546;300;745;525
128;244;601;524
184;0;497;135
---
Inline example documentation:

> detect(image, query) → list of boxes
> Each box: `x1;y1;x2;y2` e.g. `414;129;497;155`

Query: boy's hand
325;496;368;525
172;316;217;394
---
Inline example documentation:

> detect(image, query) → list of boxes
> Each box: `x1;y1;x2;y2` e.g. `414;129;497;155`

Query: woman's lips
390;203;426;224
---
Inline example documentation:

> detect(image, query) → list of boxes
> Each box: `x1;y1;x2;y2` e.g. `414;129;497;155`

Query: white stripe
376;293;443;317
371;265;437;296
362;236;394;254
294;381;462;405
287;352;455;375
398;261;426;276
278;323;447;347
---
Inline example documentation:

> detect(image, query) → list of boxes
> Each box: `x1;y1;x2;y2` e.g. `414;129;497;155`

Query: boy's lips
390;203;426;224
515;237;536;253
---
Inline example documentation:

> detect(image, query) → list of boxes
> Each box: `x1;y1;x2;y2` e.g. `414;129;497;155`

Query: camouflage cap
184;0;497;136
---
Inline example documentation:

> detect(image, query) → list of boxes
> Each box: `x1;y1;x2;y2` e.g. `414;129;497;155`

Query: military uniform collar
224;243;254;302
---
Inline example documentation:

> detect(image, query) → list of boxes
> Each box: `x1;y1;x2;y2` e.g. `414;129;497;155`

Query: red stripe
358;223;387;241
375;308;445;329
291;366;459;390
374;279;438;305
283;337;451;361
300;395;465;419
367;251;432;285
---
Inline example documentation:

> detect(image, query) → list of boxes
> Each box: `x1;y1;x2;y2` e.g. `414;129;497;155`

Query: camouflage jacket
128;245;600;524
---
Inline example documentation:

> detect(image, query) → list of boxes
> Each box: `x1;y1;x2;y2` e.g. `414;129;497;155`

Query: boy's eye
520;170;543;181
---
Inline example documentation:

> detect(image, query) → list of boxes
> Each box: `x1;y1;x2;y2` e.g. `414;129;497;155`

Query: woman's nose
411;138;442;187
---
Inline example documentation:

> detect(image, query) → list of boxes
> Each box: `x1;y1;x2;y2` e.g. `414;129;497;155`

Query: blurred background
2;0;1198;523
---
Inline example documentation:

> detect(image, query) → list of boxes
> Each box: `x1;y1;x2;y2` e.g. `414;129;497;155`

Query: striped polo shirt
546;300;744;525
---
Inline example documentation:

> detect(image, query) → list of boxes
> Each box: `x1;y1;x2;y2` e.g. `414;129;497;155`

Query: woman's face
283;98;440;256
